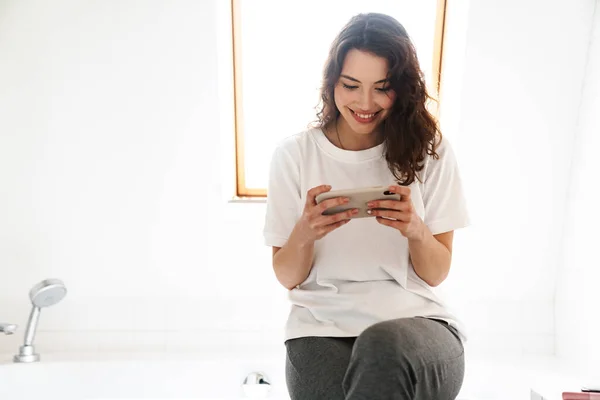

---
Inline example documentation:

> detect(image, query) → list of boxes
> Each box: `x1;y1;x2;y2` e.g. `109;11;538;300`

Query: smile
350;109;381;123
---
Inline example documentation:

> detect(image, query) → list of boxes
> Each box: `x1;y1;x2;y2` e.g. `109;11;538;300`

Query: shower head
29;279;67;308
13;279;68;363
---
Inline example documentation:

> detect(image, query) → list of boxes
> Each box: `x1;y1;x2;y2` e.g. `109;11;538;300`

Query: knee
346;320;465;400
352;319;430;369
344;321;420;397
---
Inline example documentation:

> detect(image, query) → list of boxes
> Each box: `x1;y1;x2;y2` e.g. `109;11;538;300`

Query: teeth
356;111;376;119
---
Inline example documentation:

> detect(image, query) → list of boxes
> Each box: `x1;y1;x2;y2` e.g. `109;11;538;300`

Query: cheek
334;86;360;109
334;87;348;108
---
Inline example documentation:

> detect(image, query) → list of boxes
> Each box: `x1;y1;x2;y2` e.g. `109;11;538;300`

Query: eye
376;87;392;93
342;83;358;90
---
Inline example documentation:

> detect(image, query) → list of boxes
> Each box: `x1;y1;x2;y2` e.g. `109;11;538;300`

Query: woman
263;12;470;400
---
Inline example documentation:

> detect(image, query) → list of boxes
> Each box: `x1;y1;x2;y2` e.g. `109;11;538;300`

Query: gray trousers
284;317;464;400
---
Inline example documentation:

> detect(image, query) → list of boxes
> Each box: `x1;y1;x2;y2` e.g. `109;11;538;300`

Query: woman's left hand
367;185;425;241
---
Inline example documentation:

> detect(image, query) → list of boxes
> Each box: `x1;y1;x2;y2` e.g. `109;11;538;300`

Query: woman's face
333;49;396;135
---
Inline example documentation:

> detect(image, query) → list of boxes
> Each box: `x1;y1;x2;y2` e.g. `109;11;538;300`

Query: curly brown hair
315;13;441;185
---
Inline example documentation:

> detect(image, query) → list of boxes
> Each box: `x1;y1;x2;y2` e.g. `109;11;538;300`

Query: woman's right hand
294;185;358;243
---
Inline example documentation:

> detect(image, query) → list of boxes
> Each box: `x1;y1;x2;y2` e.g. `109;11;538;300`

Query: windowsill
220;196;267;224
227;197;267;204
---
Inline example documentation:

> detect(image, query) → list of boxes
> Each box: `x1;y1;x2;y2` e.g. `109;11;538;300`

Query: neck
332;117;382;151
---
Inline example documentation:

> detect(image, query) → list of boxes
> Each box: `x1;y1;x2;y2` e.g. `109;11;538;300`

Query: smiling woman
263;11;470;400
231;0;446;197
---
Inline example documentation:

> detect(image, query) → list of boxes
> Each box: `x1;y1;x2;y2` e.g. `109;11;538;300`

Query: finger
367;199;408;211
318;208;359;226
387;185;411;201
376;216;406;230
331;207;359;222
305;185;331;208
367;209;403;220
314;196;349;215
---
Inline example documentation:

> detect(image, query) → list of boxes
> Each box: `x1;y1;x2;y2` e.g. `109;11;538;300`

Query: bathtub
0;350;579;400
0;351;289;400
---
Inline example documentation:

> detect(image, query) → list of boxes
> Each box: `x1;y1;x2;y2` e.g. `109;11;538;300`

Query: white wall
439;0;594;356
0;0;285;356
555;0;600;369
0;0;595;363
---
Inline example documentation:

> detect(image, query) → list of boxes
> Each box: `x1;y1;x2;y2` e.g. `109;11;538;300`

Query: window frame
231;0;448;198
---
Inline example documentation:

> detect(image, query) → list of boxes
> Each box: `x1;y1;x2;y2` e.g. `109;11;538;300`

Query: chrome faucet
0;323;17;335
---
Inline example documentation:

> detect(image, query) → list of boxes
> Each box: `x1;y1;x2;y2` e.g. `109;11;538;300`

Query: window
232;0;447;197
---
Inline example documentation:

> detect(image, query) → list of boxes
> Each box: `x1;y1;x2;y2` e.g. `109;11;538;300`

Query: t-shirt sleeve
422;137;471;235
263;143;302;248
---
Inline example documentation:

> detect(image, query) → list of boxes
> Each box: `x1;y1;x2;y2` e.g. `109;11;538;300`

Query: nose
357;88;374;111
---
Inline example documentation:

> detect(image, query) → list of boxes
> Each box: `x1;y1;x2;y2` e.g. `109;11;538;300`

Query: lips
350;108;381;124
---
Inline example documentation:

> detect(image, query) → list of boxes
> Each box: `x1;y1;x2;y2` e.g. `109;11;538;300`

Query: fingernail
352;209;359;214
366;209;372;214
367;202;374;207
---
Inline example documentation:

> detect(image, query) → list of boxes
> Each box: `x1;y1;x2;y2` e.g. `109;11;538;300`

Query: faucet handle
0;323;18;335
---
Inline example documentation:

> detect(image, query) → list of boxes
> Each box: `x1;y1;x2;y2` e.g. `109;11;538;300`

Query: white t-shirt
263;127;470;342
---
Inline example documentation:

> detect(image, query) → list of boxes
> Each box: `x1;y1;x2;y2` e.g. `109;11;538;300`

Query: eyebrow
340;74;389;84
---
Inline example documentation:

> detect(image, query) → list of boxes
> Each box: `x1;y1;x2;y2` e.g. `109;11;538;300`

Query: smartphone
582;385;600;393
315;186;401;219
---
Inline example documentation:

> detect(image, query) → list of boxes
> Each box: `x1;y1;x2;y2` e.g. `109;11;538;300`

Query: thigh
285;336;355;400
345;317;464;400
